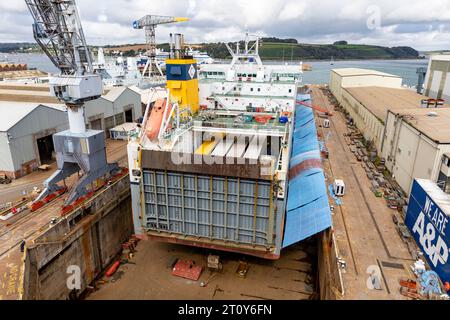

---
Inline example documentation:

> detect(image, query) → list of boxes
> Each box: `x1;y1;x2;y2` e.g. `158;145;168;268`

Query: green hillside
222;42;419;60
1;37;419;61
102;38;420;60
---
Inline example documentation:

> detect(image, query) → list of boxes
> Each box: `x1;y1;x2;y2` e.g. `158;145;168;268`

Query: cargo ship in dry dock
127;33;332;259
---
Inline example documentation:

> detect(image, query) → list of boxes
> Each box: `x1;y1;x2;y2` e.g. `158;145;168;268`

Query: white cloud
1;0;449;50
97;14;108;23
279;1;306;21
0;2;27;13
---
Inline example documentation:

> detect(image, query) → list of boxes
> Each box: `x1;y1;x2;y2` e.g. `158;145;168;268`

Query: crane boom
24;0;118;207
132;15;189;29
25;0;94;76
297;100;333;116
133;14;189;77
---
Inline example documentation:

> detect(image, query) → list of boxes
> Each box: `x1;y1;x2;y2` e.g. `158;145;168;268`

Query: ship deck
191;112;288;138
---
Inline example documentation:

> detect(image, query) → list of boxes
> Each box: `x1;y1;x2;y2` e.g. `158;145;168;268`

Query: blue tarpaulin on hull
282;94;332;248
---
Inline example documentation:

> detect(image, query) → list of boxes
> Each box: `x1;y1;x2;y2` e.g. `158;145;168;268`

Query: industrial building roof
430;54;450;62
0;84;131;104
129;86;167;105
0;70;48;80
0;87;59;104
0;89;51;96
344;86;436;122
103;86;127;102
388;107;450;144
0;83;50;92
0;101;65;132
332;68;400;78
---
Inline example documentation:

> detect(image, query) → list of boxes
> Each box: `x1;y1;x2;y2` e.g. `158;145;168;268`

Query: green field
257;42;418;60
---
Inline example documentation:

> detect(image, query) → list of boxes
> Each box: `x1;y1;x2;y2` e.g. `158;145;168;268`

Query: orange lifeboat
145;98;172;141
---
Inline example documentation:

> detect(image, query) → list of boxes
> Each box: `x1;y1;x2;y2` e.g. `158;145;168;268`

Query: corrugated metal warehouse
329;68;403;105
329;67;450;195
0;83;142;178
0;101;67;178
340;86;430;154
383;107;450;193
84;86;142;135
424;55;450;101
0;83;142;137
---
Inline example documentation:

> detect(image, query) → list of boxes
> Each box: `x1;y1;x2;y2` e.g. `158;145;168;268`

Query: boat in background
94;48;142;87
187;47;214;64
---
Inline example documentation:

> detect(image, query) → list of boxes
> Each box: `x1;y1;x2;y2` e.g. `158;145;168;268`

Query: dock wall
317;229;344;300
22;175;132;300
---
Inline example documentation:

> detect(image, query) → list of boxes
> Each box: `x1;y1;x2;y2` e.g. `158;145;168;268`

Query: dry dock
0;88;419;300
0;140;129;300
87;239;317;300
311;85;416;299
85;86;417;300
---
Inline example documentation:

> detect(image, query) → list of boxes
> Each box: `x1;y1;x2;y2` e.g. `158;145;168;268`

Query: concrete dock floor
87;239;317;300
311;85;416;300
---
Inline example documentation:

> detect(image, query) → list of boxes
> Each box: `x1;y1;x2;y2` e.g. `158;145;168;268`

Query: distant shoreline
1;53;427;87
2;52;426;63
214;57;427;63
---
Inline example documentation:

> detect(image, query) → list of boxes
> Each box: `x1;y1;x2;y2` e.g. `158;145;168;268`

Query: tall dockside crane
133;15;189;77
25;0;118;205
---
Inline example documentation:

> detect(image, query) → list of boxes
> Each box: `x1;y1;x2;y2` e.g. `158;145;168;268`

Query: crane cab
50;74;102;103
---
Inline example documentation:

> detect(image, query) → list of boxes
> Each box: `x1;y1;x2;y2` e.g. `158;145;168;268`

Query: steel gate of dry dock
141;169;280;251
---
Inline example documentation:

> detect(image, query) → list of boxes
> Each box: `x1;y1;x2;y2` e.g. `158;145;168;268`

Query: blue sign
405;180;450;283
166;64;197;81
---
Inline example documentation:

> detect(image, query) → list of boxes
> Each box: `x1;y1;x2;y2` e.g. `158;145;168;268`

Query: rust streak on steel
288;158;323;180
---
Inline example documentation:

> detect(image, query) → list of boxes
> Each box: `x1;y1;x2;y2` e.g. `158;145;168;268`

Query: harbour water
1;52;428;87
299;58;428;87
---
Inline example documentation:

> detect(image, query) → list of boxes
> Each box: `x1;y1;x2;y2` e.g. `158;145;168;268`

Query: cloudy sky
1;0;449;50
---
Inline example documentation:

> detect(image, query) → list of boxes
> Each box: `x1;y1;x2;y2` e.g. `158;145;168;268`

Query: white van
334;179;345;196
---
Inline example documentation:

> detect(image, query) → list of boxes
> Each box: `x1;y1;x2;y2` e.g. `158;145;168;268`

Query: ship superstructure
139;48;214;73
94;49;143;87
127;33;315;259
198;33;302;114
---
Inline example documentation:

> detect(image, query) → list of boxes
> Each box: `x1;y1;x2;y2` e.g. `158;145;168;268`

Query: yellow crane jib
132;15;189;29
174;17;190;23
132;15;189;77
